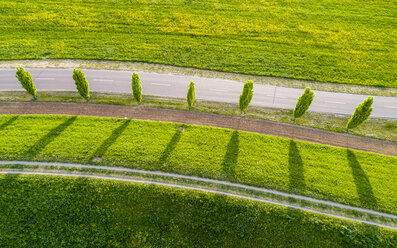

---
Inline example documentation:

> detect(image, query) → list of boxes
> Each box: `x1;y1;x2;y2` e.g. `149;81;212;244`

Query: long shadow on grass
23;116;77;159
347;149;377;208
157;128;183;167
222;131;239;180
288;140;306;191
90;119;131;161
0;116;19;132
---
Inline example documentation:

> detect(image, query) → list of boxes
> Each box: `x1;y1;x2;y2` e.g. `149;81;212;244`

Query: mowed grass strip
1;175;396;247
0;115;396;214
0;0;396;87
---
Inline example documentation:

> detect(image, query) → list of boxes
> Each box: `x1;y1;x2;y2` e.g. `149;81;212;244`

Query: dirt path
0;101;396;156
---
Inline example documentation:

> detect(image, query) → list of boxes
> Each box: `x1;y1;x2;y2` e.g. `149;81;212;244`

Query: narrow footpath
1;102;395;156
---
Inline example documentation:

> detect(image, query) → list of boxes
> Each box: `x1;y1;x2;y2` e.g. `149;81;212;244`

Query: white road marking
0;89;26;91
93;79;114;82
384;106;397;109
36;78;55;80
324;101;346;105
152;83;171;86
210;89;228;92
252;93;272;97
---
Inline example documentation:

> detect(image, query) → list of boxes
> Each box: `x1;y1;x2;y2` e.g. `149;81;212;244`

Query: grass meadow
0;115;396;215
0;175;396;247
0;0;396;87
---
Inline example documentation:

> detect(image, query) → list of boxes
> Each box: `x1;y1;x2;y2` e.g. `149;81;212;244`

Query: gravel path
0;101;396;156
1;168;396;230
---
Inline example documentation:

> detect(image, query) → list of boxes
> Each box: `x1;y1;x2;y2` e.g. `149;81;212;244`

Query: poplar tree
187;81;196;109
131;72;142;103
72;69;90;100
16;66;37;100
293;87;315;120
346;97;374;130
239;80;254;112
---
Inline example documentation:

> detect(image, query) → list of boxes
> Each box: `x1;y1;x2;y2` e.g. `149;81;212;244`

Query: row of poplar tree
15;66;373;131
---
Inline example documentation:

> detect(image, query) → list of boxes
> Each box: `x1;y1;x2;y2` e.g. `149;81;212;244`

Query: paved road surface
1;68;396;118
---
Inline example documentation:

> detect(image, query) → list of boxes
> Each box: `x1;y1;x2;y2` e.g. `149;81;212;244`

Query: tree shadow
23;116;77;159
288;140;306;191
90;119;131;161
347;149;377;208
222;131;239;180
157;127;183;167
0;116;19;132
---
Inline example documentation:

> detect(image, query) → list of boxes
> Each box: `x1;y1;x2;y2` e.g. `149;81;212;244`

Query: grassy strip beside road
0;0;396;88
1;175;396;247
0;115;396;215
1;91;396;141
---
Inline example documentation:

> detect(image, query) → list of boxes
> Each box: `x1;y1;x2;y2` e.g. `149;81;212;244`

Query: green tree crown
16;66;37;99
131;72;142;103
187;81;196;109
72;69;90;100
239;80;254;112
346;97;374;130
293;87;315;119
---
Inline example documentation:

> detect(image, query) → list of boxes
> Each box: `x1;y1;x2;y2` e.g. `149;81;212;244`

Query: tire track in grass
0;160;396;230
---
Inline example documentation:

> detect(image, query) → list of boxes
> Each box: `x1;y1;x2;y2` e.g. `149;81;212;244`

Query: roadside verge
1;101;396;156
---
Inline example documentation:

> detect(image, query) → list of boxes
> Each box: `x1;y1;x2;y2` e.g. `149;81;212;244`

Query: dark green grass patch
0;115;396;215
0;175;396;247
0;0;396;87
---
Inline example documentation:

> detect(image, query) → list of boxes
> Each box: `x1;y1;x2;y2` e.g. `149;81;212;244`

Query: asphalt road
1;68;396;118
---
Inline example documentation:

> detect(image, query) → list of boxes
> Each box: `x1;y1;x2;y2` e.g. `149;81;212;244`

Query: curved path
0;167;396;230
2;160;396;220
1;68;396;118
1;101;396;156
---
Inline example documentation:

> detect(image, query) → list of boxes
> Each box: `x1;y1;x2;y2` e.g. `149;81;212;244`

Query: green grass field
0;0;396;88
1;175;396;247
0;115;396;215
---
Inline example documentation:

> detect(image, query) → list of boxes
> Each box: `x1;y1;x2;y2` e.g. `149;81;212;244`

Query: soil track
1;101;396;156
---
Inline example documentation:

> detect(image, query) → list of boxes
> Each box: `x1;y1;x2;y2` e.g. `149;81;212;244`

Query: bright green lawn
0;0;396;87
0;115;396;214
0;175;396;247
